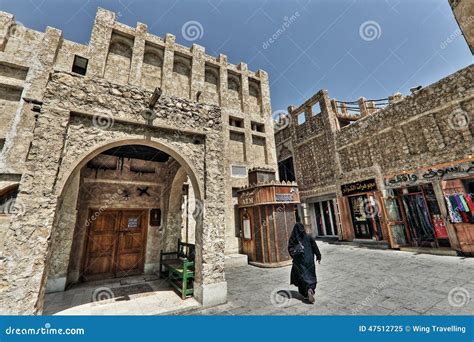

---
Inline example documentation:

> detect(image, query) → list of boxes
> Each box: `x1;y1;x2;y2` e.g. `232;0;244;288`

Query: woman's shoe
307;289;315;303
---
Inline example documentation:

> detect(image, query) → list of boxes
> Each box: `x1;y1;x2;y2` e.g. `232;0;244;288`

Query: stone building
0;8;277;314
278;64;473;255
449;0;474;54
274;116;296;183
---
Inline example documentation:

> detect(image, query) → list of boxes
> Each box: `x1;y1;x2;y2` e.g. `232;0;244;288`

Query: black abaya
288;223;322;297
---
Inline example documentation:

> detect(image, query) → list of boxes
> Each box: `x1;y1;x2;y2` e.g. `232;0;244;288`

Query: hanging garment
454;195;465;211
447;195;463;223
459;195;470;212
464;194;474;213
402;195;435;244
455;194;469;212
453;195;471;223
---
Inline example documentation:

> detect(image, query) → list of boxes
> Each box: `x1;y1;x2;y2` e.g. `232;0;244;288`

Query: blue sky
1;0;472;113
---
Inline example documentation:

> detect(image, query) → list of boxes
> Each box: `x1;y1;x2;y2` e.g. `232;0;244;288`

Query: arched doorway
46;142;201;292
1;94;227;314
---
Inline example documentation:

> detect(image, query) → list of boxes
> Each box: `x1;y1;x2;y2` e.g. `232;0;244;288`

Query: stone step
225;253;248;268
399;246;458;257
321;238;390;250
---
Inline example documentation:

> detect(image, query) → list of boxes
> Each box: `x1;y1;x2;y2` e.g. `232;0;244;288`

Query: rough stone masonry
0;7;277;314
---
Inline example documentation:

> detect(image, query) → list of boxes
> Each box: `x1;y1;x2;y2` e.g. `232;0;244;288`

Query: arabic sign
384;161;474;188
341;179;377;196
275;187;299;202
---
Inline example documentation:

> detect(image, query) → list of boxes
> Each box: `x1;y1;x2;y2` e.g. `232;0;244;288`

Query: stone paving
44;275;200;315
43;242;474;316
185;242;474;316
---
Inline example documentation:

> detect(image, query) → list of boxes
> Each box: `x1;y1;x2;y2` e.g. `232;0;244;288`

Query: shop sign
239;190;256;206
384;161;474;188
275;187;299;202
341;179;377;196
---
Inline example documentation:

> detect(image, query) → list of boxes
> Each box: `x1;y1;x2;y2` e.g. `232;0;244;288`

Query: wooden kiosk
237;168;300;267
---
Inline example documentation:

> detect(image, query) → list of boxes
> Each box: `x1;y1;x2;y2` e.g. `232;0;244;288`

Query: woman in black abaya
288;222;322;303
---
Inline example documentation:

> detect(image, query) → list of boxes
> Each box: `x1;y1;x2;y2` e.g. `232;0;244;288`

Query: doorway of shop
348;193;383;240
398;184;448;248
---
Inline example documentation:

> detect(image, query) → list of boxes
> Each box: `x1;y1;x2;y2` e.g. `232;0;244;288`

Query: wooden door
83;210;120;280
116;210;147;277
83;209;147;280
382;196;410;248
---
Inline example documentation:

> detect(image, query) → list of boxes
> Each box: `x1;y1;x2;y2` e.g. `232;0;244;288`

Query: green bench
160;240;195;299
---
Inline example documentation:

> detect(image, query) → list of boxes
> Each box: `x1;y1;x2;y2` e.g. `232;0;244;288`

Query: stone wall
289;91;339;200
0;70;227;313
284;65;473;201
449;0;474;54
0;7;277;256
335;65;473;185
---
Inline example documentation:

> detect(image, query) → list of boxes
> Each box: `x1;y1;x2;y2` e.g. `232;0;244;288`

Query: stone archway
46;141;204;294
0;72;227;314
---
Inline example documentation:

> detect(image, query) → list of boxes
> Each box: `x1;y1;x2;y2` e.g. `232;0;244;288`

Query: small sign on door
128;217;139;228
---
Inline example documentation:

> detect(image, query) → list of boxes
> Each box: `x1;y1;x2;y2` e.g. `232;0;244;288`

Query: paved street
185;242;474;315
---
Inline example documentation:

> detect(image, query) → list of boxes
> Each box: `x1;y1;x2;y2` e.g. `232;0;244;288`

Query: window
173;53;191;77
312;102;321;116
251;122;265;133
278;157;295;182
231;165;247;177
0;138;4;153
229;116;243;128
228;73;240;92
72;55;88;75
0;185;19;215
205;64;219;85
297;112;305;125
248;80;260;98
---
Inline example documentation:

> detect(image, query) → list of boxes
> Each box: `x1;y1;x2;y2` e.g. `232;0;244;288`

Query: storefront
440;168;474;255
382;183;447;248
308;196;339;237
383;159;474;254
340;178;385;241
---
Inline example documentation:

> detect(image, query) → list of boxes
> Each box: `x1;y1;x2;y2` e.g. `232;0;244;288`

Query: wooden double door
82;209;148;281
